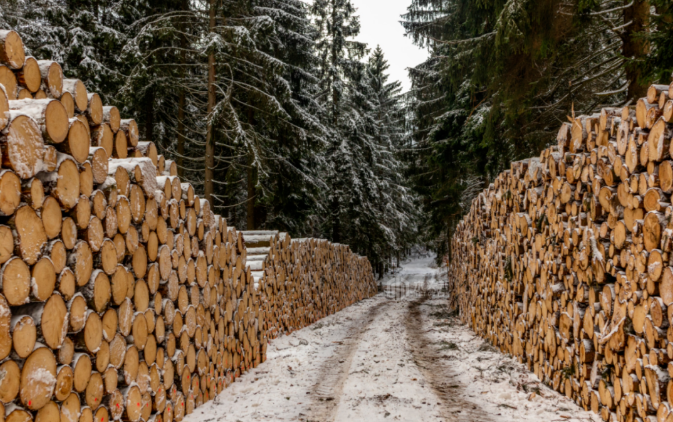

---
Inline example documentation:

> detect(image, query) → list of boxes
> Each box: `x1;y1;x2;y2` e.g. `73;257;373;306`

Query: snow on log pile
448;82;673;422
243;231;376;339
0;30;378;422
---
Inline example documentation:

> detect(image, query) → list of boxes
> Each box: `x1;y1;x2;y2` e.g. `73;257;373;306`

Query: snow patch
28;367;56;389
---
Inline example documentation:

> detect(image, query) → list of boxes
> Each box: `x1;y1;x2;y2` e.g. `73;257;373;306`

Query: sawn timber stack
448;82;673;421
0;30;378;422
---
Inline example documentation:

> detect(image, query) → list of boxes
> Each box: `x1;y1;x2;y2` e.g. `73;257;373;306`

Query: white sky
351;0;428;91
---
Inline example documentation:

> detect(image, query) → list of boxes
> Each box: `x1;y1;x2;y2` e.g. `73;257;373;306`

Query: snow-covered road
184;255;601;422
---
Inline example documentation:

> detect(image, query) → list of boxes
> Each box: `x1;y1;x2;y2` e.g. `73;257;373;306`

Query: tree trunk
204;0;217;205
177;0;187;178
331;193;340;244
145;89;154;142
177;91;185;178
623;0;650;101
247;158;255;231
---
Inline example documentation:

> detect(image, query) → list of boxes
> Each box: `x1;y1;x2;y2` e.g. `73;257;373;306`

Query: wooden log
648;117;673;162
8;99;69;144
0;30;25;70
119;120;138;148
0;79;9;131
90;147;109;184
36;60;63;98
0;113;45;179
38;154;81;210
0;170;22;216
114;131;127;159
60;91;74;118
86;93;103;126
16;57;41;93
57;118;91;163
10;204;48;265
0;64;17;99
62;79;87;113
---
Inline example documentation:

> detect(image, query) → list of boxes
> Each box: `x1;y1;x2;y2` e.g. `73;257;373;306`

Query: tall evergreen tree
242;0;328;233
368;46;404;149
367;47;417;263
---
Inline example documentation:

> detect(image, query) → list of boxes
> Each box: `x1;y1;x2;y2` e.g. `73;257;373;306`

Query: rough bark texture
624;0;650;101
204;0;216;205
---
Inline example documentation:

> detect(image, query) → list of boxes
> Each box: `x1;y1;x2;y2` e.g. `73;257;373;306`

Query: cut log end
0;30;26;70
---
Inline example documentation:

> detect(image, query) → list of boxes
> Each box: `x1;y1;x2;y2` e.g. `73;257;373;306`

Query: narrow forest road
185;256;600;422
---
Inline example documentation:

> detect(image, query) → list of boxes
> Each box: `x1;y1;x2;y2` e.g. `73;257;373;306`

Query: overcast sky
350;0;428;91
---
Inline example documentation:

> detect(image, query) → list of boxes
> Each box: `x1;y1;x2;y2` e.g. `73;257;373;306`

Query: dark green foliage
401;0;650;259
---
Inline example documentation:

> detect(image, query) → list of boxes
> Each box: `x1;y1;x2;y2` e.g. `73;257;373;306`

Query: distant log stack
0;30;377;422
448;82;673;421
242;232;377;340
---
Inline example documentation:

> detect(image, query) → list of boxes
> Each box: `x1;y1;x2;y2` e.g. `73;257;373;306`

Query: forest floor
185;255;601;422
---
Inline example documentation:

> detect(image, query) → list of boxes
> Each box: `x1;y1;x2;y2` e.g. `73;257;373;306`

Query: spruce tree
241;0;328;233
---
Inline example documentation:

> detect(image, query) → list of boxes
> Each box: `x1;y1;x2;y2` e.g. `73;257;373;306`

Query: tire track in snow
305;299;390;422
406;293;494;422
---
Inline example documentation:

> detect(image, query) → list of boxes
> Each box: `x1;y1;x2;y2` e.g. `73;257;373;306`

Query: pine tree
368;46;404;149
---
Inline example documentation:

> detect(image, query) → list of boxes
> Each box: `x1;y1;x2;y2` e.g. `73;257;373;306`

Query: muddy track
406;294;493;422
305;298;390;422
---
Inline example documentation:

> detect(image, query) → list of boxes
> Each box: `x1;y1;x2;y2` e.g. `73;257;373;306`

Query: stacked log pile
242;232;377;339
448;82;673;421
0;30;377;422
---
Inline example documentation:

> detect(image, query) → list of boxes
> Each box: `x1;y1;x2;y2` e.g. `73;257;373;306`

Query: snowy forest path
405;294;492;422
184;255;599;422
305;300;391;421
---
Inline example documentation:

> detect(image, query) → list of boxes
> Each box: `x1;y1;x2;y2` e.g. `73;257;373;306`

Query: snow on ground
184;254;601;422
